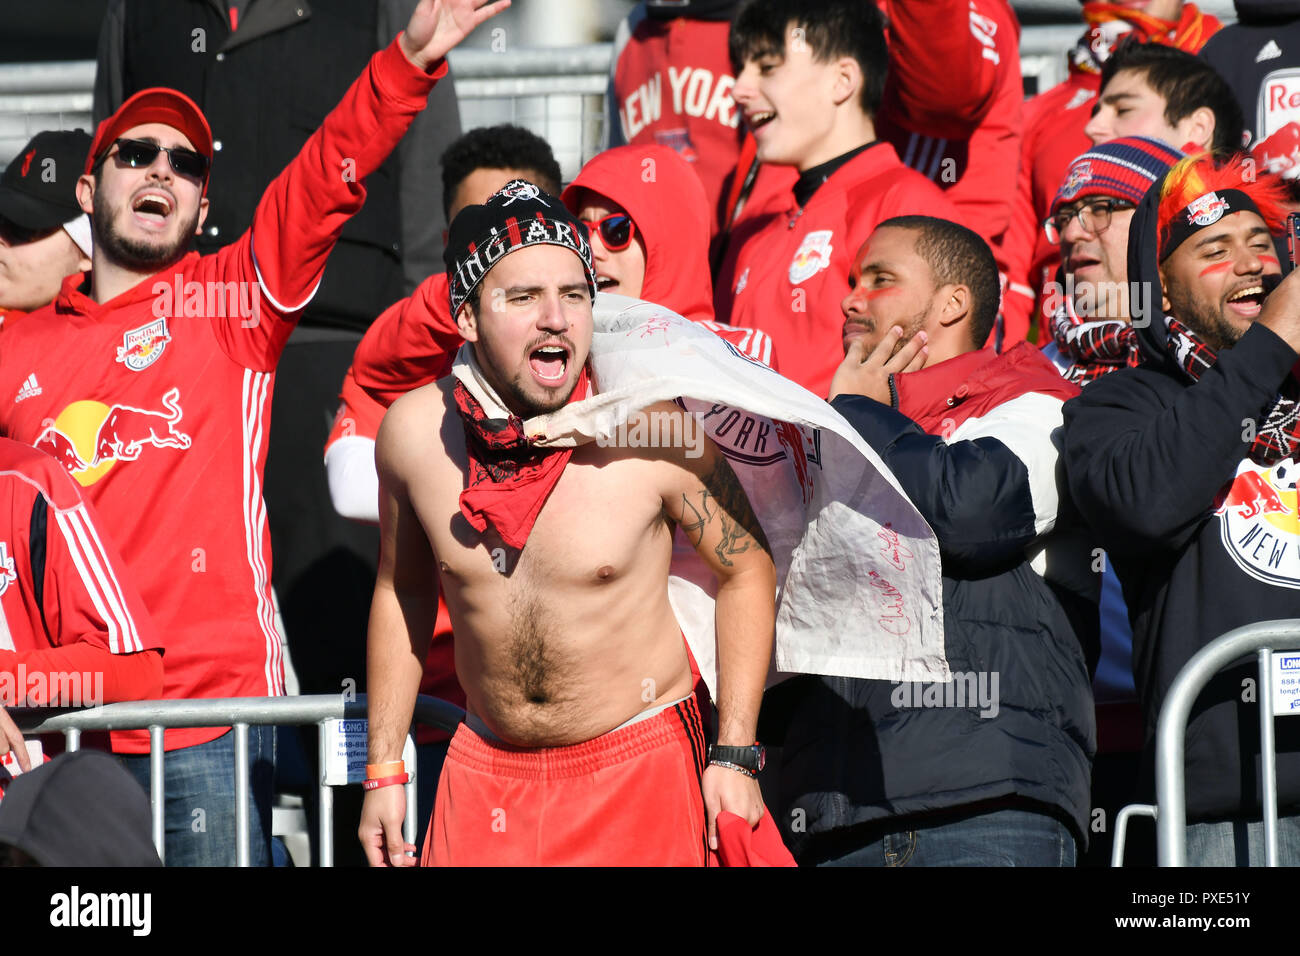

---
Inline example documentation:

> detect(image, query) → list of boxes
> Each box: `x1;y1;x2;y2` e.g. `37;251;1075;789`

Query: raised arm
358;393;440;867
210;0;508;369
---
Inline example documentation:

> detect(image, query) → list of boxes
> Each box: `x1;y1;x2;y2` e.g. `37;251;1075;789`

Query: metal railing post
1259;648;1279;867
149;724;165;864
404;730;417;850
318;719;333;868
234;722;251;868
1155;620;1300;866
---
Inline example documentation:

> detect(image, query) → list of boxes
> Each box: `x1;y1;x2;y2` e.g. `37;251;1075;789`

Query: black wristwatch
708;742;766;777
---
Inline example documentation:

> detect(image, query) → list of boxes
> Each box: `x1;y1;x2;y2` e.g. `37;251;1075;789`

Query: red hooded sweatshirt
563;143;715;324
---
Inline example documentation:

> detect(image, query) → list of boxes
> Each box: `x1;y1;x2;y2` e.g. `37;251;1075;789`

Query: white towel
452;294;949;692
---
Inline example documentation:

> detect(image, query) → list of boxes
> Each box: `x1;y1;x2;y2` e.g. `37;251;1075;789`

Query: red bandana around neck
454;366;591;550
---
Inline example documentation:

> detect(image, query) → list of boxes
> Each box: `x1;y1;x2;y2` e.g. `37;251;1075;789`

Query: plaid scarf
1051;297;1142;384
454;365;591;550
1070;3;1219;75
1165;317;1300;464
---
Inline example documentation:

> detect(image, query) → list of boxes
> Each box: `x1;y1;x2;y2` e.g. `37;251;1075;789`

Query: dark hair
728;0;888;117
1100;40;1245;156
439;125;562;219
877;215;1001;349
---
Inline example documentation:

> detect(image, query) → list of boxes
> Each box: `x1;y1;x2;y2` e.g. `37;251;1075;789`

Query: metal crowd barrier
15;693;464;867
1111;619;1300;867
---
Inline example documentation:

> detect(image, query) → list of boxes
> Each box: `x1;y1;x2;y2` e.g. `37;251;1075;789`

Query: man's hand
1259;267;1300;355
829;327;928;403
702;764;764;851
399;0;512;72
0;707;30;773
359;785;417;867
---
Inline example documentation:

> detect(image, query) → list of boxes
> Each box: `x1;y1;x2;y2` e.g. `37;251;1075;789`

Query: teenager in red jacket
1002;0;1221;347
0;0;507;866
715;0;957;397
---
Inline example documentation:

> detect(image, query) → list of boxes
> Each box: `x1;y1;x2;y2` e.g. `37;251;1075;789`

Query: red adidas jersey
715;142;957;396
610;16;742;236
876;0;1023;265
0;437;159;661
0;40;444;753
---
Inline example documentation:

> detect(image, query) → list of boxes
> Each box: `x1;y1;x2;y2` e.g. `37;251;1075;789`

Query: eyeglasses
1044;198;1135;244
0;216;59;247
102;138;210;181
581;213;635;252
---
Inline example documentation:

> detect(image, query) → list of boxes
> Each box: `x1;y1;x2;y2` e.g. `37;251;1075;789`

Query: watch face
755;745;766;772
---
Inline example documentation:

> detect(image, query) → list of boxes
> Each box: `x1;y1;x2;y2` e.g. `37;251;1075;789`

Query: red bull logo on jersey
34;388;192;487
0;542;15;596
1213;459;1300;589
1257;68;1300;179
788;230;834;285
115;318;172;372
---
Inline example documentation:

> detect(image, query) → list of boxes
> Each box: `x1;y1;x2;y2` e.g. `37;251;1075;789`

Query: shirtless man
358;183;775;866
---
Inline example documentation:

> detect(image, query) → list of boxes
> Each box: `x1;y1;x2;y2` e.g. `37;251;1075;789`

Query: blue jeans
1185;814;1300;866
121;726;276;867
815;808;1078;867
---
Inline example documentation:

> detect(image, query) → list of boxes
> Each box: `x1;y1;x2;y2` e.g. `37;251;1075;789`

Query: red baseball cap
86;88;213;191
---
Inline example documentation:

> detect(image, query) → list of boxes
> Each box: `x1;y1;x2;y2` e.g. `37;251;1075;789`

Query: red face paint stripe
864;288;899;300
1198;262;1232;277
1260;255;1280;266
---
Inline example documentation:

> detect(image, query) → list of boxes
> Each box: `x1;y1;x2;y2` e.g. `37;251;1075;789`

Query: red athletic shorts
423;696;709;866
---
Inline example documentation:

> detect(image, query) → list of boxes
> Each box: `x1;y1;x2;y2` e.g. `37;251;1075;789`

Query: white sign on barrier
321;718;416;786
1271;653;1300;716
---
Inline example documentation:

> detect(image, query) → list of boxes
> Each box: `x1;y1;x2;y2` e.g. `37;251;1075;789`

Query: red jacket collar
893;342;1080;435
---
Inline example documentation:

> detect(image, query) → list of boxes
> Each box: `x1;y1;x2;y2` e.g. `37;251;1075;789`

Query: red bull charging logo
1213;459;1300;589
35;388;192;486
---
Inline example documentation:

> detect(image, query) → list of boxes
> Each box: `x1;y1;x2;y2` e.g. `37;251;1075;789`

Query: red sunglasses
581;213;636;252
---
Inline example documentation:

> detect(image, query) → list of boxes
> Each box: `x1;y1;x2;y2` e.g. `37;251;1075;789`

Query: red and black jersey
608;12;744;237
0;40;445;753
0;437;159;661
876;0;1023;266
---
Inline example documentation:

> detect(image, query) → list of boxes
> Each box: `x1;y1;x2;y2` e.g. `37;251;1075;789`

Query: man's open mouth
1226;284;1266;319
596;273;618;291
131;190;173;228
747;110;776;131
528;344;570;383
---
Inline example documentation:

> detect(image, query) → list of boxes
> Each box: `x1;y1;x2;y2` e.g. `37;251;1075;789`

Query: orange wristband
366;760;405;777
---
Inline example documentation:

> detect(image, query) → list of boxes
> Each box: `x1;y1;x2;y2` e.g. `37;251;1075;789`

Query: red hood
893;342;1080;436
562;145;713;323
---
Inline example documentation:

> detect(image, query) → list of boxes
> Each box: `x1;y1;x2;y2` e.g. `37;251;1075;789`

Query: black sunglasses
104;137;210;181
581;213;635;252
